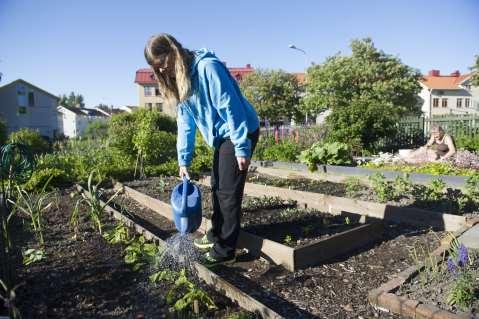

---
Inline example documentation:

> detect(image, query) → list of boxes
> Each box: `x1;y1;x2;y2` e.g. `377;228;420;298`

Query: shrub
24;168;71;191
455;132;479;152
82;120;109;139
262;140;301;162
299;141;353;171
108;112;137;155
9;128;50;155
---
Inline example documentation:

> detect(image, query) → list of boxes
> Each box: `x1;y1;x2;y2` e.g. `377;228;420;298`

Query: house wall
58;108;78;138
0;81;58;138
429;89;477;116
137;84;176;117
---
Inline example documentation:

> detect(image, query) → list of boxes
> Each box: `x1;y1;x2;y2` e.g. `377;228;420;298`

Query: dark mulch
14;188;242;319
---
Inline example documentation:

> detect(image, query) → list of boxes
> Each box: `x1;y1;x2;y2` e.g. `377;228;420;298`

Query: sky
1;0;478;108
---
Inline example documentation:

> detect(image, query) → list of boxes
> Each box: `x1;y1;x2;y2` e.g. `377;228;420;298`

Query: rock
341;304;354;312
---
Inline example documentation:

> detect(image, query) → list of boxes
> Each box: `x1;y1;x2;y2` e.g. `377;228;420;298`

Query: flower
457;244;469;267
447;257;457;273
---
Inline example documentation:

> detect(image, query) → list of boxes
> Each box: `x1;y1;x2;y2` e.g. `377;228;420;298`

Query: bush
455;133;479;152
299;141;353;171
9;128;50;155
109;109;176;158
82;120;109;139
262;140;301;162
24;168;71;191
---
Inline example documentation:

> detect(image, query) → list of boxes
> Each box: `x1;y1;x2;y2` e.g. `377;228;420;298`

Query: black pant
207;129;259;259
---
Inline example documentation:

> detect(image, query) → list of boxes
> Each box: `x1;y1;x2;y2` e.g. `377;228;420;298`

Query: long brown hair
144;33;193;106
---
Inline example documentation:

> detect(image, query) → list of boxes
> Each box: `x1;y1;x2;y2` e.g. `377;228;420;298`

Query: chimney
246;64;252;69
450;70;460;77
428;70;440;76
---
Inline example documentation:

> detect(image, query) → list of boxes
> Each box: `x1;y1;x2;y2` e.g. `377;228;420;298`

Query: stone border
76;185;284;319
252;160;470;189
115;182;383;272
222;175;468;232
368;223;479;319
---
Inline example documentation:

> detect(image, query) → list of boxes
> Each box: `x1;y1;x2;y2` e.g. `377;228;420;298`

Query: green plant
362;161;477;177
154;268;217;314
124;235;159;271
22;248;46;266
23;167;70;191
344;176;362;197
464;174;479;201
70;170;121;236
369;173;394;203
446;271;475;311
424;178;446;201
9;128;50;155
283;234;294;246
8;177;55;245
261;140;302;162
409;244;444;286
392;173;413;200
103;221;131;244
344;216;351;225
82;120;109;139
299;142;353;171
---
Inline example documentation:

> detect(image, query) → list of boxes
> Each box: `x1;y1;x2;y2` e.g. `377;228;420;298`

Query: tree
240;69;303;122
302;38;422;151
471;55;479;86
58;92;85;108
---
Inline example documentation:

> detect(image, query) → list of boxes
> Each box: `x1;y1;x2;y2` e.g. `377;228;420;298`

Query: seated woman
401;125;456;164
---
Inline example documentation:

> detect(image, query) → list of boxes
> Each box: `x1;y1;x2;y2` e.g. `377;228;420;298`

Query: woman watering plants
144;34;260;266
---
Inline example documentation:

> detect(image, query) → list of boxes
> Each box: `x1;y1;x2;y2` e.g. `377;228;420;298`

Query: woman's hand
179;166;190;180
236;157;250;171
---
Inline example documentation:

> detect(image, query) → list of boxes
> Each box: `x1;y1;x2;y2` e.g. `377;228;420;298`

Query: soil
14;188;244;319
397;256;479;315
123;177;362;247
247;172;479;216
117;178;447;318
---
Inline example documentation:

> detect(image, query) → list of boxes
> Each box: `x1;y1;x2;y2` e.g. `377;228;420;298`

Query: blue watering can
171;177;202;235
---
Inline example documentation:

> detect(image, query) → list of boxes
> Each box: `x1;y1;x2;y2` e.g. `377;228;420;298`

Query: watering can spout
171;177;202;235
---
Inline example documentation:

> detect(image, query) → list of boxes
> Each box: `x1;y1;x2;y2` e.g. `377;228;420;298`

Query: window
28;91;35;107
457;98;462;108
155;103;163;112
144;86;153;96
432;98;439;107
442;98;448;108
155;88;160;96
16;85;27;106
18;106;27;114
145;103;152;109
465;98;470;108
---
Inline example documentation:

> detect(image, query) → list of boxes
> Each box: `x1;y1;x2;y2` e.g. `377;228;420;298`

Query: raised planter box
252;160;470;189
76;184;283;319
368;225;478;319
222;175;469;232
115;182;384;272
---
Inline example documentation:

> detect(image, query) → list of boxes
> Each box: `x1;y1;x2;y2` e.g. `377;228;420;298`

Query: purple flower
457;244;469;267
447;257;457;273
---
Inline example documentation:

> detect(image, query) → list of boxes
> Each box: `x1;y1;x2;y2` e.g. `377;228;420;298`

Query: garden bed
369;226;479;319
109;180;450;318
247;171;479;218
14;188;245;318
119;178;384;270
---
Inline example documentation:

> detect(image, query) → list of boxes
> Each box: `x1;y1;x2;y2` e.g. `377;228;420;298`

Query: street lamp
288;44;314;66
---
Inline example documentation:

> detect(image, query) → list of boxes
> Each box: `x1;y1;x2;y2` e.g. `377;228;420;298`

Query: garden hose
0;143;35;184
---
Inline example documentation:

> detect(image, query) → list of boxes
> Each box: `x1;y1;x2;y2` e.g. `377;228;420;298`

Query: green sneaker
200;252;236;268
193;234;214;250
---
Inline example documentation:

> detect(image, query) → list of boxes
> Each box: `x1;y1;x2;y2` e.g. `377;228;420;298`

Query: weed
156;176;167;194
0;279;22;319
392;173;413;199
424;178;446;201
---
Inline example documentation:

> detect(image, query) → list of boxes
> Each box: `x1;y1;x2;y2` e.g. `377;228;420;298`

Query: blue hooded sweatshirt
177;49;260;167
